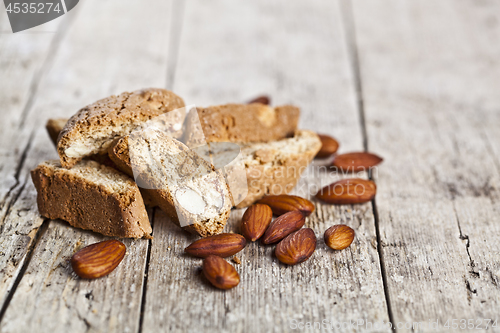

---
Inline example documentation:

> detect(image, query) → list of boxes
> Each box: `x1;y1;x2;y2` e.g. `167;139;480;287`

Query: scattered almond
324;225;355;250
257;195;315;217
185;233;247;258
247;95;270;105
275;228;316;265
261;210;306;245
71;240;126;279
232;256;241;265
203;255;240;289
315;178;376;205
316;134;339;158
332;152;383;172
241;204;273;241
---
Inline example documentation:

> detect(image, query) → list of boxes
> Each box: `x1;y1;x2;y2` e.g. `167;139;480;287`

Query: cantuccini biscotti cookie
229;130;321;208
57;88;185;168
45;118;157;207
109;129;232;237
46;118;120;169
183;104;300;147
31;160;152;238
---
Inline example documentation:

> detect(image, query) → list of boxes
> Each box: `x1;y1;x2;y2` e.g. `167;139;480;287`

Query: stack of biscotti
36;90;320;239
34;88;191;238
181;103;321;208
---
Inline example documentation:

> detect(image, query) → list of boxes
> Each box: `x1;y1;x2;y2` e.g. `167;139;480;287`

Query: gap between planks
340;0;396;330
0;218;49;323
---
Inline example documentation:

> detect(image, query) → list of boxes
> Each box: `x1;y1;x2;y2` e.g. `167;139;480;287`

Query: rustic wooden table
1;0;499;332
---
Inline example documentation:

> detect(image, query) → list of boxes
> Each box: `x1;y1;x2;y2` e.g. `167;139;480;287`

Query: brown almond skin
257;195;315;217
275;228;316;265
71;240;126;279
324;225;355;250
203;255;240;289
332;152;383;172
247;95;270;105
185;233;246;258
315;134;339;158
315;178;376;205
261;210;306;245
241;204;273;242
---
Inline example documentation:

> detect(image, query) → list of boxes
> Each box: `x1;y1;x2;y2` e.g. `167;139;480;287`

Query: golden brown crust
31;160;152;238
108;137;134;176
184;104;299;146
57;88;185;168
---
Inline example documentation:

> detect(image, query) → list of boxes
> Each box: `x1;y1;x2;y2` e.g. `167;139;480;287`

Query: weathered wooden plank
352;0;500;330
142;1;391;332
0;9;73;310
1;220;150;333
0;0;182;330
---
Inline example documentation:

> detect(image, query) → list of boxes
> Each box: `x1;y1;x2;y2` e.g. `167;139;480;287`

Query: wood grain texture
141;0;390;332
1;0;499;332
0;10;72;310
1;220;149;333
352;0;500;330
0;0;181;330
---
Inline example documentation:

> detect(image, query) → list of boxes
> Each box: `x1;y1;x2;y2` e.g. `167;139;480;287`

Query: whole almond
316;134;339;158
203;255;240;289
247;95;270;105
257;195;315;217
332;152;383;172
185;233;246;258
241;204;273;241
261;210;306;245
324;225;355;250
71;240;126;279
315;178;376;205
275;228;316;265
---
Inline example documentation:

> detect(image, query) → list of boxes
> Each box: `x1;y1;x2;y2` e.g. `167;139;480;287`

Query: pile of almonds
70;106;383;289
184;193;358;289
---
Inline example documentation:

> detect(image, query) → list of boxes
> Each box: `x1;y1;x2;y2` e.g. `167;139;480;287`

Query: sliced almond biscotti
45;117;157;207
109;128;232;237
183;103;300;147
31;160;152;238
227;130;321;208
46;118;119;169
57;88;185;168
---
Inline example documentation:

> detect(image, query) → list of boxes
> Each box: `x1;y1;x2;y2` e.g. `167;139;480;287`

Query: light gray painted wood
352;0;500;331
0;0;182;331
1;0;499;332
141;1;390;332
0;10;72;309
1;220;150;333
